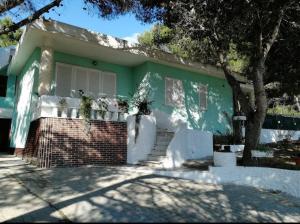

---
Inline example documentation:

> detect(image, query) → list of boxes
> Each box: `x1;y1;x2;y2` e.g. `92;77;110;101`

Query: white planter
214;151;236;167
230;145;245;152
251;150;274;158
221;144;244;153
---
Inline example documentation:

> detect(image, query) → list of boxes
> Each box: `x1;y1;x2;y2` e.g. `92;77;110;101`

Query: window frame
199;83;208;111
55;62;116;98
164;76;184;108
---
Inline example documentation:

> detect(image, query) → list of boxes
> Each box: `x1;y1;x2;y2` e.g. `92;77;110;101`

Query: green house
0;19;250;168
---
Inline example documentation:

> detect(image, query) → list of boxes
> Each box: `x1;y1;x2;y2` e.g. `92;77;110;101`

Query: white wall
260;129;300;143
242;128;300;144
152;109;187;132
153;166;300;198
162;128;213;168
127;115;156;164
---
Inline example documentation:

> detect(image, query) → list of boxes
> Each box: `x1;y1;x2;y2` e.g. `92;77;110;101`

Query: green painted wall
132;61;233;134
10;48;41;148
0;68;16;110
51;51;134;98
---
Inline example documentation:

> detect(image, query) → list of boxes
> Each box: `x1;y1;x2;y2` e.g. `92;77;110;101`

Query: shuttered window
199;84;208;111
55;63;116;98
165;77;184;107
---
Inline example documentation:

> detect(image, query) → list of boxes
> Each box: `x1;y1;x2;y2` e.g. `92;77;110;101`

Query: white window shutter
55;63;116;98
102;72;116;98
74;67;88;96
88;70;101;98
56;64;72;97
165;77;184;107
199;84;208;111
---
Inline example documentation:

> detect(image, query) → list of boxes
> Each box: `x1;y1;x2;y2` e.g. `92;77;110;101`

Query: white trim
0;108;13;118
55;62;117;98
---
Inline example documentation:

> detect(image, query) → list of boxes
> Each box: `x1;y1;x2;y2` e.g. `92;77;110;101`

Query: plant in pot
130;91;153;143
97;96;108;120
117;97;129;121
79;90;93;134
58;98;68;117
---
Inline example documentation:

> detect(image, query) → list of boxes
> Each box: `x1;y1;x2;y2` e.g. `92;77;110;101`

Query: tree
127;0;299;164
0;17;22;47
0;0;63;35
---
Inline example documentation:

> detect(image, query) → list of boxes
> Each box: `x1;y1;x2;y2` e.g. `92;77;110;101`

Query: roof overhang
8;19;247;82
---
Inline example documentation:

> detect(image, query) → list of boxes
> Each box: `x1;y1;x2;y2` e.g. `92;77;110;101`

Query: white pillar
38;47;54;96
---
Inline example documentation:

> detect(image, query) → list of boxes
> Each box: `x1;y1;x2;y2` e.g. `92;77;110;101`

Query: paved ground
1;154;300;222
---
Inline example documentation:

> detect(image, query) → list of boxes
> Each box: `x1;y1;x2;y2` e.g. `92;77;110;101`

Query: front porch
19;95;128;168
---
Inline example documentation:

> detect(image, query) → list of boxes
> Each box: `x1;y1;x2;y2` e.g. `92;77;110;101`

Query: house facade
0;19;247;168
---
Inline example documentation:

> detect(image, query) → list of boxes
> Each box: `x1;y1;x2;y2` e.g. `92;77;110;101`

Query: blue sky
42;0;154;43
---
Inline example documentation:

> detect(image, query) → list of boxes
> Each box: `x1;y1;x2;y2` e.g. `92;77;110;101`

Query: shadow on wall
133;71;233;134
10;61;40;148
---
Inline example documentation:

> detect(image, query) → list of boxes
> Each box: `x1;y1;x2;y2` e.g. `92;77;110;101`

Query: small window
0;76;8;97
165;77;184;107
199;84;208;111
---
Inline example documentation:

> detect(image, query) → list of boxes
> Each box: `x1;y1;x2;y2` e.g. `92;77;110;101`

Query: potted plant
251;145;274;158
117;97;129;121
79;90;93;134
58;98;68;117
97;96;108;120
130;90;153;142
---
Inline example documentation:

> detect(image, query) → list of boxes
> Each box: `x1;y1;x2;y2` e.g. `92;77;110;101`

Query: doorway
0;119;12;152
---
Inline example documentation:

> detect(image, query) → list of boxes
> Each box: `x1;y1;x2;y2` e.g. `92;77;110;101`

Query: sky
41;0;154;44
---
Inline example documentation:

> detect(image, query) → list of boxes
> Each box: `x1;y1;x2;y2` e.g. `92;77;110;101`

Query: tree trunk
232;91;243;144
242;60;268;164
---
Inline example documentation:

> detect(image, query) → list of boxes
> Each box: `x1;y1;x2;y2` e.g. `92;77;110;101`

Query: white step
147;155;166;161
153;145;168;151
138;160;163;168
150;149;166;156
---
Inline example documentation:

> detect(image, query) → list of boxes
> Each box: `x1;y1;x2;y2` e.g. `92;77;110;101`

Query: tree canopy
0;17;22;47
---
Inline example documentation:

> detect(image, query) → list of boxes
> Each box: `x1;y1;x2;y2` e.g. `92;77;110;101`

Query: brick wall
23;118;127;168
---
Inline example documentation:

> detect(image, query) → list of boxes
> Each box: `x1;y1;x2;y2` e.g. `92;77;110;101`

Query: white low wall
243;128;300;143
260;128;300;143
162;128;213;168
152;109;187;132
153;166;300;198
127;115;156;164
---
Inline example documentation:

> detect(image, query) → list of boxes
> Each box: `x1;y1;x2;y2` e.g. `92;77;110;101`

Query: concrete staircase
138;129;174;168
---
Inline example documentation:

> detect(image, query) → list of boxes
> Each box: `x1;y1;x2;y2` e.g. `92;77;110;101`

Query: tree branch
218;53;253;114
263;8;285;59
0;0;62;35
0;0;24;14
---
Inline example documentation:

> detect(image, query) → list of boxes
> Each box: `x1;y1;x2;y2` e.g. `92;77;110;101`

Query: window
0;76;8;97
199;84;208;111
55;63;116;98
165;77;184;107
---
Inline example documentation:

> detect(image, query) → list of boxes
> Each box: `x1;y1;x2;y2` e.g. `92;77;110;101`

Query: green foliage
58;98;68;109
97;96;108;119
255;145;273;152
117;97;129;113
79;94;93;122
267;105;300;117
0;17;22;47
